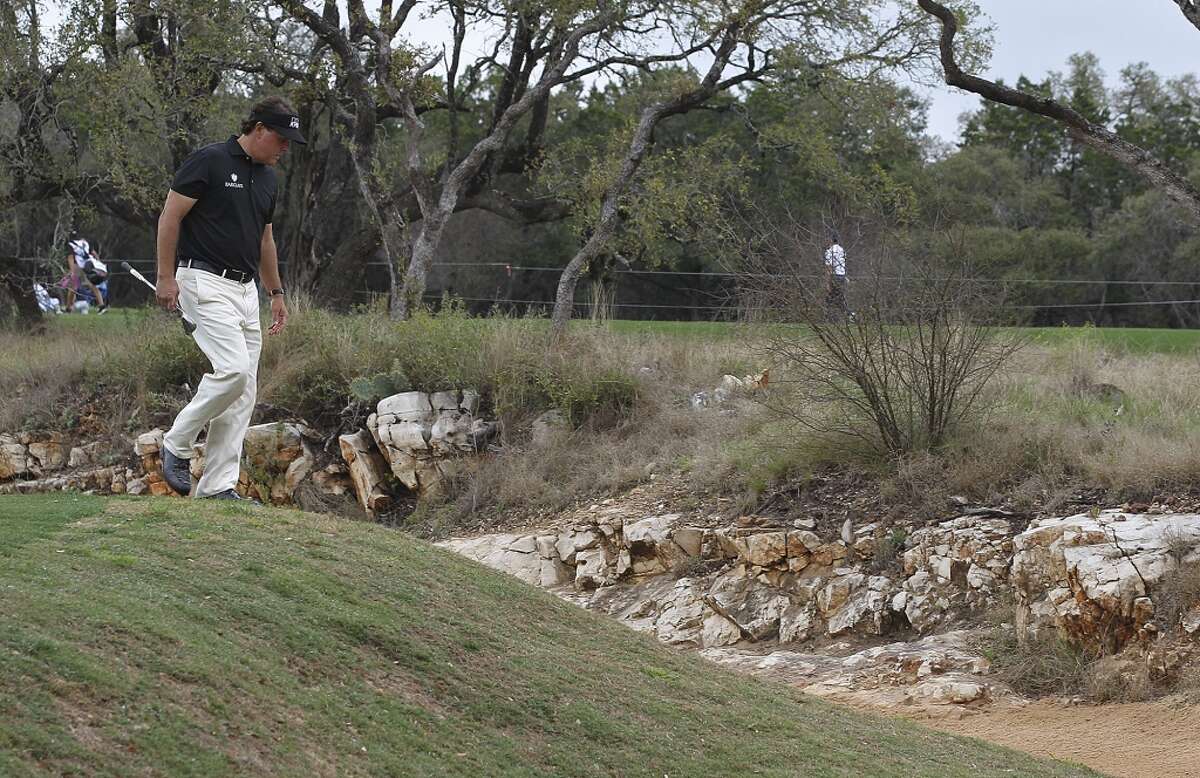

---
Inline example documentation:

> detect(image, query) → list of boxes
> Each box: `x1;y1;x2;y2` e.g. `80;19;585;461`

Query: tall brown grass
9;309;1200;534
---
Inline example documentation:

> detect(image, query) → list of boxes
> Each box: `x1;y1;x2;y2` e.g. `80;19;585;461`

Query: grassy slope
0;495;1096;778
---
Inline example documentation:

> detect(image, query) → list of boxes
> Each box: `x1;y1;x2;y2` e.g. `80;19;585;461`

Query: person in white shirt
823;233;849;320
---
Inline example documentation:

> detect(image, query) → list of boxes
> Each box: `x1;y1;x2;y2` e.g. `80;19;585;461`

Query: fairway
41;306;1200;354
0;495;1097;777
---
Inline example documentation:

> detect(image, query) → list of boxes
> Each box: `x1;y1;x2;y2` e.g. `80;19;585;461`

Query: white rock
133;429;164;457
1012;512;1200;649
653;582;709;644
505;535;538;554
625;515;673;548
377;391;434;419
576;546;616;589
707;566;791;641
779;603;817;643
1182;607;1200;635
535;535;557;558
701;613;742;647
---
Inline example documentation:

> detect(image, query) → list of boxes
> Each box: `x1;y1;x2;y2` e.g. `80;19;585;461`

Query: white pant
163;266;262;497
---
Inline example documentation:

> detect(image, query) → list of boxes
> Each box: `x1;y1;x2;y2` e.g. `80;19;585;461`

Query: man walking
155;97;305;499
823;232;850;321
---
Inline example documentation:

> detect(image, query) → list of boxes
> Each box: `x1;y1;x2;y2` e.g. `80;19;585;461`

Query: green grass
0;495;1097;777
42;307;155;336
1024;325;1200;354
36;304;1200;353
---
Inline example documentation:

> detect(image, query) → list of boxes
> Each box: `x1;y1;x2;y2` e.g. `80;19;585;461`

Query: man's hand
268;294;288;335
157;276;180;311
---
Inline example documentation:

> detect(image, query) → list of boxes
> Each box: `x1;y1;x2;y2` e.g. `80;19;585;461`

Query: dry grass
13;310;1200;534
1085;654;1157;703
409;326;768;534
981;626;1094;698
1155;560;1200;631
876;340;1200;510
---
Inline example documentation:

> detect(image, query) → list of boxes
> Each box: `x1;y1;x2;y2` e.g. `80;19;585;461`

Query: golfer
154;97;305;499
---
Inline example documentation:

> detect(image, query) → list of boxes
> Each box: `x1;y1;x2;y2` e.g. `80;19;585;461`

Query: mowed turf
42;304;1200;354
604;319;1200;353
0;495;1096;778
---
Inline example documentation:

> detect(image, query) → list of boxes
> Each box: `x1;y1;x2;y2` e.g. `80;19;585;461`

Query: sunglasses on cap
250;111;307;144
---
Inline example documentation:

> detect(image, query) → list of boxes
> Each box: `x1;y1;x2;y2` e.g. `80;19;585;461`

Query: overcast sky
922;0;1200;142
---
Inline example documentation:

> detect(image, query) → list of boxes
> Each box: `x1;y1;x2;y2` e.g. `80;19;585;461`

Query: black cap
251;110;307;144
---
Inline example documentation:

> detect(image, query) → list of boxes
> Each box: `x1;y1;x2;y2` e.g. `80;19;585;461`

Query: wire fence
9;255;1200;316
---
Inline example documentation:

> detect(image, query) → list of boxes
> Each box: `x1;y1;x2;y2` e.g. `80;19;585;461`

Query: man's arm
260;224;288;335
156;190;198;310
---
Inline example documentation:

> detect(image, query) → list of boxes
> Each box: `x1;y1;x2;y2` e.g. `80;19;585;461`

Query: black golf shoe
160;446;193;496
203;489;261;505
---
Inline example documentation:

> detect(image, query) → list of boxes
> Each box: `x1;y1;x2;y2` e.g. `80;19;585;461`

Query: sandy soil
910;700;1200;778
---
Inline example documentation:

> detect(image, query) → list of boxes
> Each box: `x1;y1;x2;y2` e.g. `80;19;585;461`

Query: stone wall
441;512;1014;650
0;388;495;513
442;508;1200;657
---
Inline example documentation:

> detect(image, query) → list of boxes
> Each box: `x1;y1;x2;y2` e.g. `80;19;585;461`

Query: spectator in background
63;238;109;313
33;282;62;314
823;232;849;321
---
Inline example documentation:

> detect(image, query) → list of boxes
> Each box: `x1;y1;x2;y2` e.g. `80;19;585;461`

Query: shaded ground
913;700;1200;778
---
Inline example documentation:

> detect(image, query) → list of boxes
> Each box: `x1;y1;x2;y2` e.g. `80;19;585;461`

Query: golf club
120;261;196;335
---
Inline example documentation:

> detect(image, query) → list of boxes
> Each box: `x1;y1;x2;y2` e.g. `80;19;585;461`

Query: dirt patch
910;699;1200;778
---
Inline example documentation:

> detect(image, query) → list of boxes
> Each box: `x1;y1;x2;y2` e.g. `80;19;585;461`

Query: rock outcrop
438;503;1200;712
0;388;498;511
440;512;1028;650
367;390;497;497
238;422;318;504
1012;510;1200;651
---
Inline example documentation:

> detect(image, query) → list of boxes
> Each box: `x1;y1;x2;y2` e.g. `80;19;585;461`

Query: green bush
387;307;487;392
538;366;639;428
103;318;210;394
87;303;642;433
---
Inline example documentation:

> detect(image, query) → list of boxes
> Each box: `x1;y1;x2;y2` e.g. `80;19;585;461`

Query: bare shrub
1155;559;1200;631
1180;664;1200;704
1085;655;1156;702
980;626;1094;698
740;219;1023;457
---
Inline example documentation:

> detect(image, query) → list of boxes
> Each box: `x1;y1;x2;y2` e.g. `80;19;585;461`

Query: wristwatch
269;288;285;297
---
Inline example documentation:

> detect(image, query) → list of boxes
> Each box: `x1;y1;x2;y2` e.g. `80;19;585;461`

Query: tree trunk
0;257;45;333
549;27;746;338
281;139;378;308
393;12;614;318
396;214;445;319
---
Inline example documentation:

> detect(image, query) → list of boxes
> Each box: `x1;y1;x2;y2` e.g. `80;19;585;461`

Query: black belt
179;258;254;284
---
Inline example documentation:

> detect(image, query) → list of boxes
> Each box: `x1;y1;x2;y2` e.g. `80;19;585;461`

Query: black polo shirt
171;136;277;277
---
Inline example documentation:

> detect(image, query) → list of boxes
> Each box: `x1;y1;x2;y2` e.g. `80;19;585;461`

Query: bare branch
1172;0;1200;33
918;0;1200;221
